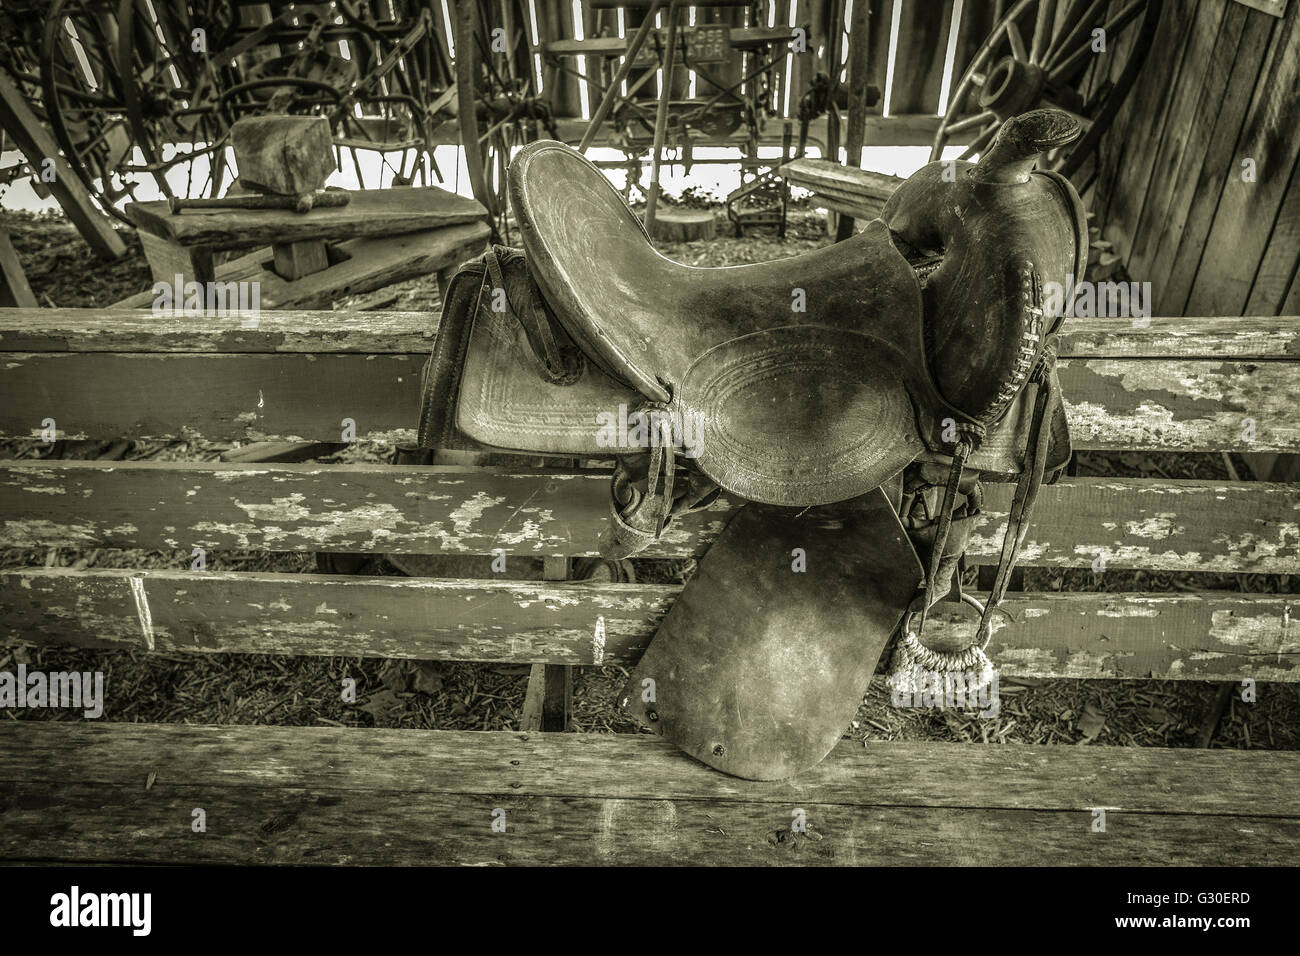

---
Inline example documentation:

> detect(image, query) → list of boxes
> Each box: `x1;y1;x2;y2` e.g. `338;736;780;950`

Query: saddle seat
509;141;958;506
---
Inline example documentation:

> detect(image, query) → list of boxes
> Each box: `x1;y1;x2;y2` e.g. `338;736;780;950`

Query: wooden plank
2;462;1295;570
0;228;36;308
869;0;896;119
9;722;1300;814
2;350;1295;448
1142;2;1252;304
1055;315;1300;357
1057;357;1300;453
1;723;1296;865
1161;9;1278;315
556;112;957;147
0;353;422;442
947;0;1000;112
6;310;1299;358
2;572;1295;681
124;187;487;250
1091;0;1193;251
545;27;796;55
1263;159;1300;313
137;231;215;285
1125;0;1231;284
779;158;904;208
521;556;572;731
1233;0;1290;18
0;71;126;260
1186;0;1300;315
0;308;435;352
544;0;581;120
840;0;872;171
888;0;954;115
1096;0;1197;262
271;239;330;281
110;221;490;311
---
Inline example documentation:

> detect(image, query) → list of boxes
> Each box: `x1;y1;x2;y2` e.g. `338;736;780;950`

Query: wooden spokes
933;0;1162;181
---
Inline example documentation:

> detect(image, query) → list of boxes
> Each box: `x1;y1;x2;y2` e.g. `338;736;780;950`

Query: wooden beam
2;462;1296;571
1186;0;1300;315
124;187;487;250
544;114;962;149
271;239;331;281
109;221;489;311
0;228;36;307
4;310;1298;357
0;308;436;352
545;26;796;55
0;71;126;260
1;572;1295;681
835;0;873;240
2;723;1297;864
521;557;573;731
137;231;216;285
1;351;1296;449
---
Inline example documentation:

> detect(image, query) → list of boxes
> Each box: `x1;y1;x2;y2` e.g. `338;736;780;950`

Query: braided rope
887;594;997;697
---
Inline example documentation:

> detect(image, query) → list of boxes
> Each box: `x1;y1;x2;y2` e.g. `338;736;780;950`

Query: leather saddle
419;109;1086;779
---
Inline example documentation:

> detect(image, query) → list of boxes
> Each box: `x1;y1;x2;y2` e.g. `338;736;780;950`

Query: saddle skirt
419;109;1086;780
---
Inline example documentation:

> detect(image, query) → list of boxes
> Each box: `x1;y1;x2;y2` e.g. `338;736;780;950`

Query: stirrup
888;591;997;701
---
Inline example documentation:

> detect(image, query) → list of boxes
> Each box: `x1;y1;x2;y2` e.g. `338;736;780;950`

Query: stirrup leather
601;402;719;559
890;335;1062;690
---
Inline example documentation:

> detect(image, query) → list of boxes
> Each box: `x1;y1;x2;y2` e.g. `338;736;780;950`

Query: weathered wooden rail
0;307;1297;865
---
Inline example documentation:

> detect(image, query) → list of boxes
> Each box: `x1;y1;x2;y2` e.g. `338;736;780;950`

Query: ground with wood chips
1;208;1296;753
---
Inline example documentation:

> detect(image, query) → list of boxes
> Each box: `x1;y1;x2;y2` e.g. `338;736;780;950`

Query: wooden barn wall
1091;0;1300;317
511;1;1017;137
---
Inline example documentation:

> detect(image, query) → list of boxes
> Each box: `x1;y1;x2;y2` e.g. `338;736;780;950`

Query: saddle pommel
970;108;1082;184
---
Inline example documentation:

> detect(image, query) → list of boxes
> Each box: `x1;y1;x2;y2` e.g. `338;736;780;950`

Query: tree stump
649;207;716;242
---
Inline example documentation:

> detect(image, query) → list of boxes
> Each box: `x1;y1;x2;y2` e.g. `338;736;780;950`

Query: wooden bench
1;307;1298;865
113;188;490;311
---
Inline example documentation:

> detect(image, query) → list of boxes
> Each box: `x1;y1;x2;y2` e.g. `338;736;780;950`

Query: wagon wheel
116;0;239;203
455;0;555;243
40;0;140;223
932;0;1163;181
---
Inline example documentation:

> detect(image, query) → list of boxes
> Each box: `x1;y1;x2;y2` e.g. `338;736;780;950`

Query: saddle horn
969;108;1082;184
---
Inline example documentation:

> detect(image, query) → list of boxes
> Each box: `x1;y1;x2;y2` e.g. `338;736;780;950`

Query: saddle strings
973;338;1061;644
914;425;979;638
912;337;1061;659
480;245;581;385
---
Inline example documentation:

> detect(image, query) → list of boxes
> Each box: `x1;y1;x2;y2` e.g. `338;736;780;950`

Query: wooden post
0;228;36;308
0;71;126;260
271;239;330;281
136;231;216;286
836;0;872;241
521;555;573;732
644;1;682;232
577;0;665;153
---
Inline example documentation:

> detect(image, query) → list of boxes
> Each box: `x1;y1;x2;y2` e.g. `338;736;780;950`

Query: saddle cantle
418;109;1087;780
